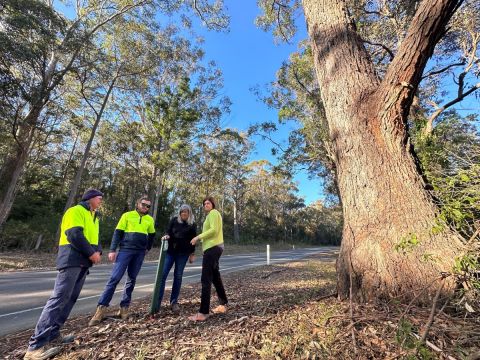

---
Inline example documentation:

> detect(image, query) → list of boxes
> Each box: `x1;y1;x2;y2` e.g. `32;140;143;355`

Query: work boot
171;303;180;314
49;334;75;346
24;345;61;360
117;306;129;320
88;305;107;326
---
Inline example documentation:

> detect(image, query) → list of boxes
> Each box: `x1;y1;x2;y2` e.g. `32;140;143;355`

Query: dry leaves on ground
1;253;478;359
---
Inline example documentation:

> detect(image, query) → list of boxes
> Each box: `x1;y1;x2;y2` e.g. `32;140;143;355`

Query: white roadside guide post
267;244;270;265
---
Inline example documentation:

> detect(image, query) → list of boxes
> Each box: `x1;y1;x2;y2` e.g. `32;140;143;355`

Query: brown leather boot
88;305;107;326
117;306;129;320
23;345;61;360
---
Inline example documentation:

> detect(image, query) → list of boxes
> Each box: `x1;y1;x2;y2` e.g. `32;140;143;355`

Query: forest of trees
1;0;479;306
0;0;342;251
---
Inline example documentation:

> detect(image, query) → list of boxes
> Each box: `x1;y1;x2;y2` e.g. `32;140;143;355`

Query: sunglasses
140;203;151;208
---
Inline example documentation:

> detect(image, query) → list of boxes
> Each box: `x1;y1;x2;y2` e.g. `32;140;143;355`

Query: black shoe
171;303;180;314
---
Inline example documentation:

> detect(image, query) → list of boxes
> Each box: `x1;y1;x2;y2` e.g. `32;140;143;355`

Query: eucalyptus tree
142;78;203;220
223;132;251;243
196;129;251;242
167;128;249;235
0;0;229;229
60;15;164;214
242;160;304;243
256;0;476;302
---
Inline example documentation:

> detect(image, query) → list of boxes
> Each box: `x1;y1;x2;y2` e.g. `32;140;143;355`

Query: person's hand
161;235;170;241
190;236;199;245
188;254;195;263
89;251;101;265
108;252;117;262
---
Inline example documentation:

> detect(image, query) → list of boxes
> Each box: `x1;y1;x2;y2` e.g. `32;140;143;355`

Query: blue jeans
157;252;190;305
28;267;89;351
98;249;145;308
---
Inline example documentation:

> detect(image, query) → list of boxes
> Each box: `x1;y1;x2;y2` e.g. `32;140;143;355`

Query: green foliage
454;253;479;274
413;111;480;238
0;0;66;103
394;233;420;254
396;319;435;359
396;318;417;349
255;0;302;43
255;42;338;202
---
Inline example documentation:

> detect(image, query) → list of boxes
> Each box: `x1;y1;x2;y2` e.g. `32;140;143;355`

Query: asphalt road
0;246;338;337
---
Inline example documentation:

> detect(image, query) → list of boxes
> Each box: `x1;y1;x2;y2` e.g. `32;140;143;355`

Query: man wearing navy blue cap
24;188;103;360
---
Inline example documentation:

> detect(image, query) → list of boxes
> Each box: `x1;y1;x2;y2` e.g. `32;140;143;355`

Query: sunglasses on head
140;203;151;208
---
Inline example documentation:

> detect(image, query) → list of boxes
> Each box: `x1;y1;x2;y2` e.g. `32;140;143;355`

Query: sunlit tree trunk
0;106;41;231
152;171;165;223
62;80;115;212
233;199;240;243
302;0;465;302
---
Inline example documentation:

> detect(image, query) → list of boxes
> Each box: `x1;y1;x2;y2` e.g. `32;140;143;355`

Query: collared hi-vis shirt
57;202;101;270
110;210;156;251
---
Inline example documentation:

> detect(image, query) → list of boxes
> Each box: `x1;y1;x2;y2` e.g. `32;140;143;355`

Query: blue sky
57;0;323;205
185;1;324;205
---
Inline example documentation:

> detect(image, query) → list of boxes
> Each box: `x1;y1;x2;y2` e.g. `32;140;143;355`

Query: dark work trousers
98;249;145;308
199;245;228;314
28;266;89;351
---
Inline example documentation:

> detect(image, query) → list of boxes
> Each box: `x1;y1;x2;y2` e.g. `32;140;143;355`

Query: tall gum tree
301;0;466;301
0;0;229;230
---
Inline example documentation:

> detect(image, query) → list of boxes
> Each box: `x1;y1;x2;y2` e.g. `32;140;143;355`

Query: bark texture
0;106;42;231
302;0;465;302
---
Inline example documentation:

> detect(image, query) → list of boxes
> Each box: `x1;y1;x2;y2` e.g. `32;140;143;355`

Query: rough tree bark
302;0;466;302
0;105;44;231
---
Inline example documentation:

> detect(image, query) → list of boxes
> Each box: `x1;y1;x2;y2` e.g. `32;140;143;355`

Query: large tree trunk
303;0;465;302
0;107;41;230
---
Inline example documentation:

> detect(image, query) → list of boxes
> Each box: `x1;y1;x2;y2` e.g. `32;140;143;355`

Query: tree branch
424;82;480;135
362;39;395;61
421;61;466;79
193;0;227;30
379;0;465;123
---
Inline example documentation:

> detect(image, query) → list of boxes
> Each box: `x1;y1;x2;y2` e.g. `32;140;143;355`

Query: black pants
200;245;228;314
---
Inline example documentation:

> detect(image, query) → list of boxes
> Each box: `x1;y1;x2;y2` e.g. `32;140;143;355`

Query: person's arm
167;217;175;237
146;217;156;251
65;227;95;258
108;214;127;262
110;214;127;251
64;209;95;258
162;217;175;241
191;211;220;245
198;211;220;240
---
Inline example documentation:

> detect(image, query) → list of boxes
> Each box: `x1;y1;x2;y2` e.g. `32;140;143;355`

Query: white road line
0;257;293;319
